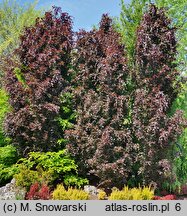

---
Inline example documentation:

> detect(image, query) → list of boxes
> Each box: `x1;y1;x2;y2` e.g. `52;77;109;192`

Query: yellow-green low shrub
98;189;107;200
52;184;89;200
14;165;54;190
14;150;88;190
108;186;154;200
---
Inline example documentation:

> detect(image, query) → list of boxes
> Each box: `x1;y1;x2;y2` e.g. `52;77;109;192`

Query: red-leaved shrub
154;195;176;200
26;183;51;200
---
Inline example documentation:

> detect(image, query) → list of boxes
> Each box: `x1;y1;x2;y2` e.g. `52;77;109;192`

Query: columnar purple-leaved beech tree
132;4;185;187
65;15;137;188
4;7;73;156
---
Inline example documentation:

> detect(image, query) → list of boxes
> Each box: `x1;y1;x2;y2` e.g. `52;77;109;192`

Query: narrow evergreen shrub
0;88;11;147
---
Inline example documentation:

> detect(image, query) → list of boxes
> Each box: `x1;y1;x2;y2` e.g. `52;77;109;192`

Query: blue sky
0;0;131;31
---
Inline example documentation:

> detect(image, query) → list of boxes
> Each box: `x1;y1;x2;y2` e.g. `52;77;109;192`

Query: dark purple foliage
65;15;136;188
135;4;178;103
132;4;185;186
3;7;73;156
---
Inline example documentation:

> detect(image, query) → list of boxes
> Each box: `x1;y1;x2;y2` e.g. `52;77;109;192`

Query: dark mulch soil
177;195;187;200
